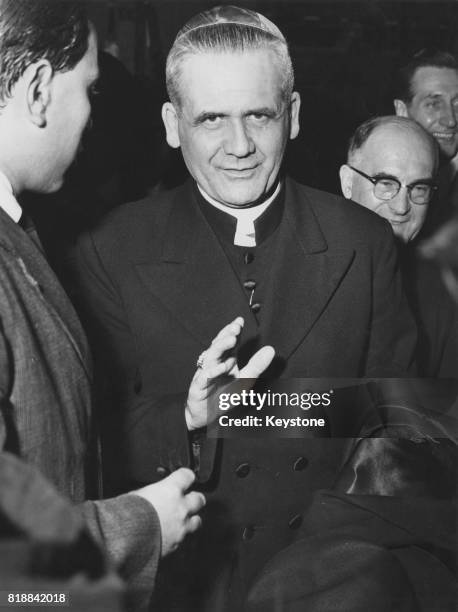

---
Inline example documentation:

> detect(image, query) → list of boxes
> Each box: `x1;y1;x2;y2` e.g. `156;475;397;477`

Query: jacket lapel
0;208;91;379
134;185;258;349
262;179;355;362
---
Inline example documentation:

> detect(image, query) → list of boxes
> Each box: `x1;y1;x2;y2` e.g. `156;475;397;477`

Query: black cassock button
156;465;170;478
293;456;308;471
288;514;303;530
235;462;251;478
250;302;261;314
242;525;255;540
244;252;254;264
243;280;256;291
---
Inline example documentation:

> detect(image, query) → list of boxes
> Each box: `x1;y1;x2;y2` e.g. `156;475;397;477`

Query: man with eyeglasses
340;115;438;244
340;115;457;375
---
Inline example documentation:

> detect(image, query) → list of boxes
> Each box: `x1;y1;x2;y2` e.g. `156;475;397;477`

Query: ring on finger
196;351;207;369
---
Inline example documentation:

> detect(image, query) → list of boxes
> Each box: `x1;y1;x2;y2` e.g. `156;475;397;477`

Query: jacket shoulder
79;182;188;257
288;179;392;240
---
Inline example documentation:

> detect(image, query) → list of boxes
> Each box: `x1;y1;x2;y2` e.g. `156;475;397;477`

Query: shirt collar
197;182;282;246
196;181;284;247
0;170;22;223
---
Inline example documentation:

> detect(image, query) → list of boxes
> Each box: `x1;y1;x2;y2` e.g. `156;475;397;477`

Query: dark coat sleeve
0;451;124;612
80;494;161;611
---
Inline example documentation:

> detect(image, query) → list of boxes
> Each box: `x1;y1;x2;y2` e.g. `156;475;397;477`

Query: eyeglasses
348;166;437;205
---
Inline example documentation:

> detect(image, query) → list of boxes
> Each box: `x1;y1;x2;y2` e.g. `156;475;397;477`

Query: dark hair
395;49;458;103
0;0;89;103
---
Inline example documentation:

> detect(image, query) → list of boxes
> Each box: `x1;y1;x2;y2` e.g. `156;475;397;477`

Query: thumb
239;346;275;379
167;467;196;491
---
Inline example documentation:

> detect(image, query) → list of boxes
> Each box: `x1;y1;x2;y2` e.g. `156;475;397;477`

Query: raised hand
185;317;275;430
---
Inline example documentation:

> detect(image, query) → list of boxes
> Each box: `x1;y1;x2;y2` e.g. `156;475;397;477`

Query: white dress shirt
0;170;21;223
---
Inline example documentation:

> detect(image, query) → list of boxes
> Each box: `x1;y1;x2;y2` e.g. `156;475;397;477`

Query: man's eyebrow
244;106;279;116
193;111;227;124
372;172;400;181
422;93;444;101
372;172;434;184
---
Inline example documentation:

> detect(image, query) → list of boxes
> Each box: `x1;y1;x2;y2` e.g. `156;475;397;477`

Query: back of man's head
165;4;294;111
0;0;89;107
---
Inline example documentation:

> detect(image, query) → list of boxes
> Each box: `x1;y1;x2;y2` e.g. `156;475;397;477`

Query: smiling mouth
432;132;456;140
222;166;258;172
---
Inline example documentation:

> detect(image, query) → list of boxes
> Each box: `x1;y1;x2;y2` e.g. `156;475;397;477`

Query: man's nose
224;119;255;157
388;188;411;215
440;103;458;128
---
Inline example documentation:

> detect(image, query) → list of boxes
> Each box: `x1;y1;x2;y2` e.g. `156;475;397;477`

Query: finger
204;357;237;380
185;491;206;515
239;346;275;379
211;317;244;344
169;467;196;490
199;334;238;373
186;514;203;534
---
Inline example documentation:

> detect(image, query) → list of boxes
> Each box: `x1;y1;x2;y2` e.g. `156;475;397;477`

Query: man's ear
339;164;353;199
25;61;53;127
289;91;301;140
162;102;181;149
394;99;409;117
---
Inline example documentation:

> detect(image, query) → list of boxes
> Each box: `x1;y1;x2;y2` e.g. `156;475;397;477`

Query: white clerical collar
197;182;282;247
0;170;22;223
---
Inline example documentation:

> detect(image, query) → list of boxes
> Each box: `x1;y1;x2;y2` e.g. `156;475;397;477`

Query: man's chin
212;189;268;209
438;142;458;162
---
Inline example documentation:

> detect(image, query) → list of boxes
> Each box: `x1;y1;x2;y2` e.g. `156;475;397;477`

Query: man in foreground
73;6;455;610
0;2;210;608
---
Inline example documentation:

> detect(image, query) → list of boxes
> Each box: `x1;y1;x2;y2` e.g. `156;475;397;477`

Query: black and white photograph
0;1;457;610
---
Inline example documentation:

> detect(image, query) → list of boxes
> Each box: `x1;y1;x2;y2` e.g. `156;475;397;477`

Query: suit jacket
73;178;455;610
0;207;161;609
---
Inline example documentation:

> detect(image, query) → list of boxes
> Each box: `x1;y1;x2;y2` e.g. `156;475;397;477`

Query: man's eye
377;179;398;190
248;113;269;124
425;100;441;111
202;115;223;127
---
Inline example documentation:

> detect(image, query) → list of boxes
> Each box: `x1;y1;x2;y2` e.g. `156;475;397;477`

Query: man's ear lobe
394;99;409;118
162;102;181;149
339;164;353;199
26;61;53;127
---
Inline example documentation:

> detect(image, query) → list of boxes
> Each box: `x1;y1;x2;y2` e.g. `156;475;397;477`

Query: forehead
178;50;284;114
360;126;435;175
410;66;458;98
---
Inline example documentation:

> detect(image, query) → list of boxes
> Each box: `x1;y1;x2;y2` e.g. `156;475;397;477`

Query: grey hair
347;115;439;172
166;21;294;111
